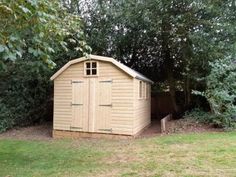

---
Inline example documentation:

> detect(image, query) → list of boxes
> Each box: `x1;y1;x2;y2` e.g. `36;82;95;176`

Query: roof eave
135;76;154;84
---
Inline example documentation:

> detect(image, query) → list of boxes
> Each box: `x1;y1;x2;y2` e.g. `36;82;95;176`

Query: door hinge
71;81;83;84
98;128;112;132
99;104;112;107
99;80;113;83
70;126;83;130
71;103;83;106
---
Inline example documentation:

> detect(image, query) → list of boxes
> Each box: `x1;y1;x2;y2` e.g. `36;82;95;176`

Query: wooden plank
71;79;89;132
95;78;112;132
160;114;172;133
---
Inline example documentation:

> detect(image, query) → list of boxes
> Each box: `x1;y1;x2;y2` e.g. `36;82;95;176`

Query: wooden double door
71;78;112;133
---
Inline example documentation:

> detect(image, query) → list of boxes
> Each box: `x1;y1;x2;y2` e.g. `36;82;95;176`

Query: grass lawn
1;132;236;177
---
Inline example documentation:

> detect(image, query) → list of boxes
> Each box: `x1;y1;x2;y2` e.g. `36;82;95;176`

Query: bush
0;102;14;132
193;56;236;129
185;108;236;129
0;60;53;132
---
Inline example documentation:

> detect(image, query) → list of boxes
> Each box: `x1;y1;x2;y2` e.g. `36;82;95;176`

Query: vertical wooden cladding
95;79;112;133
98;62;134;135
71;79;89;131
53;62;84;130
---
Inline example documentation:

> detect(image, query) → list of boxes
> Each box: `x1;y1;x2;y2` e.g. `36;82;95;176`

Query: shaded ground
139;117;221;138
0;118;221;141
0;122;161;140
165;118;222;134
138;120;161;138
0;123;53;141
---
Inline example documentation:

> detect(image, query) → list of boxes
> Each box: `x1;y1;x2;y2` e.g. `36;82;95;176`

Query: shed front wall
53;60;135;135
133;79;151;134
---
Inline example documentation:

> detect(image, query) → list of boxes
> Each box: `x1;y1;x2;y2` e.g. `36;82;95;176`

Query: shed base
53;130;134;140
134;123;152;137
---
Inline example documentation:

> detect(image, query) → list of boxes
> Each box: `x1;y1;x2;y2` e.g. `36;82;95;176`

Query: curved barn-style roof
50;55;153;83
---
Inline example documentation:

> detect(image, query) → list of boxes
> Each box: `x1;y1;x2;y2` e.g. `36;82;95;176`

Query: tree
69;0;204;112
0;0;91;69
71;0;235;114
0;0;91;132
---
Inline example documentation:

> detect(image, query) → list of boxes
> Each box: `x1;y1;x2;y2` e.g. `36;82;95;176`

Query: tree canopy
0;0;90;69
0;0;90;132
65;0;235;112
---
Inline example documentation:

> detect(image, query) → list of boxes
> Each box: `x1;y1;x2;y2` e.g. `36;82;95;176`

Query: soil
0;123;53;141
138;120;161;138
0;119;222;141
164;118;221;134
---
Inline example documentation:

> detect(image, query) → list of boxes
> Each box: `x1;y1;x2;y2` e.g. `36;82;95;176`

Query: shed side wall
133;79;151;134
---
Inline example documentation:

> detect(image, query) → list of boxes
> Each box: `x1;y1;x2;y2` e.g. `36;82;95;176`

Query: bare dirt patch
0;123;52;141
0;118;222;141
165;118;222;134
138;120;161;138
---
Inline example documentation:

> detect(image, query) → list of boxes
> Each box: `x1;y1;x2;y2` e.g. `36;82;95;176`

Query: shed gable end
51;55;153;83
55;60;133;81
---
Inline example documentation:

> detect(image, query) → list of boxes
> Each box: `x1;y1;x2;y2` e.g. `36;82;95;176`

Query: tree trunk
186;75;191;106
184;74;191;109
161;15;179;114
167;69;179;113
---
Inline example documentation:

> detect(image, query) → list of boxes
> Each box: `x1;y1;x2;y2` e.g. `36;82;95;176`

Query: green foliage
0;0;91;68
0;0;92;132
189;0;236;128
77;0;235;77
0;103;14;132
71;0;236;111
201;56;236;129
185;107;236;129
192;54;236;129
0;60;53;132
184;108;211;123
205;57;236;114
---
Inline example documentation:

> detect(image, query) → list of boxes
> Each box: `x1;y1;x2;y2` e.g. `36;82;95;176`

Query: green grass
1;132;236;177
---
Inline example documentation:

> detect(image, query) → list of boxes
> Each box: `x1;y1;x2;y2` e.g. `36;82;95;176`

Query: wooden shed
50;55;153;138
